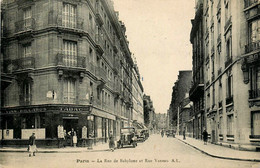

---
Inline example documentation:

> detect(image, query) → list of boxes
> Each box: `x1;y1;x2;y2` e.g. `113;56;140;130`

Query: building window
23;7;32;28
63;78;76;104
89;47;93;63
89;13;93;30
219;116;223;134
249;66;260;99
248;19;260;52
23;43;32;58
227;114;234;135
19;80;32;106
63;40;77;66
226;38;232;60
226;74;233;100
212;84;215;106
251;112;260;136
62;3;76;28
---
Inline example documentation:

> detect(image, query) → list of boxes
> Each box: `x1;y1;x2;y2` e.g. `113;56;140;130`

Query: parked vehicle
166;129;175;138
117;127;137;148
135;129;146;142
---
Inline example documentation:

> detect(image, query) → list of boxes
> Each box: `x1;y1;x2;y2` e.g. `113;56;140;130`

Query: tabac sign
1;105;91;114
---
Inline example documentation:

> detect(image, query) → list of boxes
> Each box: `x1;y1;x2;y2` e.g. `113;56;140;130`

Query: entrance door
63;118;78;133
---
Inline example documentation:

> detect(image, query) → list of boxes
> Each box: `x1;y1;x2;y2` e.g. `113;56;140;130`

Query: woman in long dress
73;130;77;147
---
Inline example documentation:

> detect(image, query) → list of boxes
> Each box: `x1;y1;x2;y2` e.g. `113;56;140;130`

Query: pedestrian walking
202;129;208;145
109;131;115;152
183;130;186;140
161;130;164;137
28;132;37;157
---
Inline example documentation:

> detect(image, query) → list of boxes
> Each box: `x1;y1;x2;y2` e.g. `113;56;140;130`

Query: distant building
143;95;155;133
155;113;167;130
167;71;192;133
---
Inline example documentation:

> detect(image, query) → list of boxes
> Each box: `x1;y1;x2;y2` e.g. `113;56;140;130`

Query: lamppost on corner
87;104;94;150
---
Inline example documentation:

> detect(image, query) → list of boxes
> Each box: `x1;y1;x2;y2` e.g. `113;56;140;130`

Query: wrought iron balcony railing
12;57;35;71
56;53;86;68
245;40;260;53
244;0;259;8
63;92;76;104
15;18;36;33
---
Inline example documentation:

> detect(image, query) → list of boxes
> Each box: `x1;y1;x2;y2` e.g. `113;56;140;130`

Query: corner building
1;0;136;147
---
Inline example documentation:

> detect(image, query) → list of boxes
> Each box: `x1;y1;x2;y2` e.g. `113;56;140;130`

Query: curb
176;138;260;162
0;149;111;153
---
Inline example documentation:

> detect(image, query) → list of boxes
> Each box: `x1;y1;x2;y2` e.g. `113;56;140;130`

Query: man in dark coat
28;133;36;157
202;129;208;145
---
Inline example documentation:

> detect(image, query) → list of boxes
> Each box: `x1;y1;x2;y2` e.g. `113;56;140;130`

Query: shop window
63;78;76;104
62;3;76;28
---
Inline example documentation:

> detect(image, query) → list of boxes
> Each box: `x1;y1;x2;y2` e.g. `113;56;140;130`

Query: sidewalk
175;135;260;162
0;143;111;153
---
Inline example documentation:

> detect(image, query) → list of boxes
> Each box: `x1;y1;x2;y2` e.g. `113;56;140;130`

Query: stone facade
190;0;260;151
0;0;142;147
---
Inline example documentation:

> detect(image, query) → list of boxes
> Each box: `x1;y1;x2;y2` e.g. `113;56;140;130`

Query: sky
113;0;195;114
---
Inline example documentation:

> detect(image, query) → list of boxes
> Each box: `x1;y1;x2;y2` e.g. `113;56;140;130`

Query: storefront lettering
3;108;47;114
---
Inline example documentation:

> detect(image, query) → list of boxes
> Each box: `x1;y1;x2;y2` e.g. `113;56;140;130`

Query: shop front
0;104;92;147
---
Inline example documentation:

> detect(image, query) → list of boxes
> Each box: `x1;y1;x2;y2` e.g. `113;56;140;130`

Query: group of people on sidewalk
181;129;209;145
27;130;116;157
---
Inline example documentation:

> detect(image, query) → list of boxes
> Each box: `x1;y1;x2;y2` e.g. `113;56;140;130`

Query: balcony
244;0;259;8
189;81;204;101
249;90;260;99
245;40;260;53
56;53;86;69
15;18;36;33
225;57;232;68
226;96;233;105
12;57;35;71
63;92;76;104
113;84;121;97
48;14;84;32
224;16;232;32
